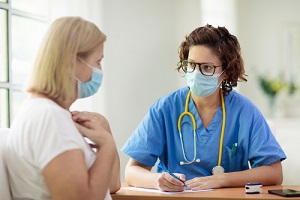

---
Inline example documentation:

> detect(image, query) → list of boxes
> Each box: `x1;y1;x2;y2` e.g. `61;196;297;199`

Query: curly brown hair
177;24;247;95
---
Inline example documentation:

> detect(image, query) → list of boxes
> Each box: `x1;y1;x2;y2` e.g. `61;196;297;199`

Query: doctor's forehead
188;45;221;64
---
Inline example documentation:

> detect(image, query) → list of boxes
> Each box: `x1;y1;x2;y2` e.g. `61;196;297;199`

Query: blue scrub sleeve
121;105;166;167
248;114;286;168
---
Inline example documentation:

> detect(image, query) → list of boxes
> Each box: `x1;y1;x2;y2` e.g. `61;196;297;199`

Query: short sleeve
121;104;166;167
30;107;84;170
248;114;286;168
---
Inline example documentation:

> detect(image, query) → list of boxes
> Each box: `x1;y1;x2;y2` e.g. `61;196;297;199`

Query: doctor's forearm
223;161;283;187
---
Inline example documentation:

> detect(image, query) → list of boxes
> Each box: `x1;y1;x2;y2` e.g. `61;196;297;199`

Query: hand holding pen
157;162;187;191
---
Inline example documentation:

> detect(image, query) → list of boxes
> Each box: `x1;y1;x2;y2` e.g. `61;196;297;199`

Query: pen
231;143;237;158
158;162;187;187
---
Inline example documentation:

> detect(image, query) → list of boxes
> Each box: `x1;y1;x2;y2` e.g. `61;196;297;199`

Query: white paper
121;186;213;194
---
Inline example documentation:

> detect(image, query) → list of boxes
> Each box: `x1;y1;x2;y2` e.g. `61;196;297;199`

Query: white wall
271;118;300;185
200;0;237;34
236;0;300;117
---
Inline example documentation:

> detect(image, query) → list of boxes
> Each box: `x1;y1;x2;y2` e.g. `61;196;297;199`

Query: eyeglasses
181;60;222;76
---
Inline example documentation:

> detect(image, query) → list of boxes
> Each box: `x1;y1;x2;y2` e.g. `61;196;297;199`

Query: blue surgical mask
185;70;224;97
76;58;103;98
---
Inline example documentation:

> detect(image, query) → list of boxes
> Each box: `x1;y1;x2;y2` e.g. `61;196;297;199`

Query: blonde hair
27;16;106;107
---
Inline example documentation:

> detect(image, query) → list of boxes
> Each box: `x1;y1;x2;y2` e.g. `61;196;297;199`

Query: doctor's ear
220;71;228;79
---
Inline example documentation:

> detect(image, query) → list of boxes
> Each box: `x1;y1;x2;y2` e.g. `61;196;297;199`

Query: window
0;0;48;128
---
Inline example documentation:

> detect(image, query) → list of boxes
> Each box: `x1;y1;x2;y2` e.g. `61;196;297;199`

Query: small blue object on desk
158;162;187;187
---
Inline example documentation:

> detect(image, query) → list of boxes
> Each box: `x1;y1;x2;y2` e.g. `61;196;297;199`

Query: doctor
121;24;286;192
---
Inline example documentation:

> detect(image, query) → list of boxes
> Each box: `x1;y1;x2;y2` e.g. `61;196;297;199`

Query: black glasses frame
180;60;222;76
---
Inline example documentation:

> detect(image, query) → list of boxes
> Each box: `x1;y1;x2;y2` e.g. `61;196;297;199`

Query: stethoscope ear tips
180;161;185;165
196;159;200;162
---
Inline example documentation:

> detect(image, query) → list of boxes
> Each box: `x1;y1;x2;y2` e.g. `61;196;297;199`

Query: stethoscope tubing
177;89;226;166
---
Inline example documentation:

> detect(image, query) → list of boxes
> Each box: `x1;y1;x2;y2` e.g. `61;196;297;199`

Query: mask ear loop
217;70;226;86
74;76;81;83
76;57;100;83
179;71;185;77
77;57;93;69
75;57;89;83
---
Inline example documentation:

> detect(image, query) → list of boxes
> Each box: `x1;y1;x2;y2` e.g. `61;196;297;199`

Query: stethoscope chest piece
212;165;224;175
180;158;200;165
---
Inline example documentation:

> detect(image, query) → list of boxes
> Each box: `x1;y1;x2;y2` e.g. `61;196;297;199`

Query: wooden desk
112;184;300;200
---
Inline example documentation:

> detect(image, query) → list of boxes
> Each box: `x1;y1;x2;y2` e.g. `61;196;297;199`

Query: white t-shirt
5;97;111;200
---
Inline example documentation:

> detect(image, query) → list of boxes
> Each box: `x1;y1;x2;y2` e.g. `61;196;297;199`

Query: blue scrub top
121;87;286;180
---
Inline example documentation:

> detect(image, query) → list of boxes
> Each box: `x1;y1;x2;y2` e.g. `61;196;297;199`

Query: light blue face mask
185;70;224;97
76;58;103;98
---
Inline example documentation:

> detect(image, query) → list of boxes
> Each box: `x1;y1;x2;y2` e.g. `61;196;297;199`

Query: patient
5;16;120;199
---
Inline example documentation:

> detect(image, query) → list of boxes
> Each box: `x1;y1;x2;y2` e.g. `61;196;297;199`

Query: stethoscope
177;89;226;175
